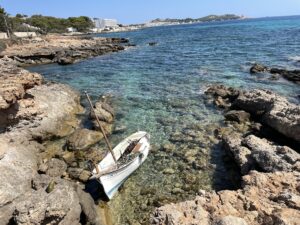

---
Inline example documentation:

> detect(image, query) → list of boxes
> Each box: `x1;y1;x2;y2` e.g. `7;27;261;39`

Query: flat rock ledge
0;59;104;225
0;35;128;66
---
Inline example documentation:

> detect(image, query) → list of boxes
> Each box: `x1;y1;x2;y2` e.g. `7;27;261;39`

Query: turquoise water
29;16;300;224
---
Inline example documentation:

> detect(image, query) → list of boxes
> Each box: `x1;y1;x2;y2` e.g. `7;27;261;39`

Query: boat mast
85;92;118;164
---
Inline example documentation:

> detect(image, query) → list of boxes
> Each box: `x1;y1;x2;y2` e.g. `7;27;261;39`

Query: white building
93;18;118;29
66;27;77;33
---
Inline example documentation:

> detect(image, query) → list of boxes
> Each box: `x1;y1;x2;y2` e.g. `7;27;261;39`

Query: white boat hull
92;131;150;199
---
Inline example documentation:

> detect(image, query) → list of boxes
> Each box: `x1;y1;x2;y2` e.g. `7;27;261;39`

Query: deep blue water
29;16;300;224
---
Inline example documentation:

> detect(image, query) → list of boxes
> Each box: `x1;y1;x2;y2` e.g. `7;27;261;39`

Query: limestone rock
233;89;300;142
243;135;300;172
13;180;82;225
1;35;128;66
151;171;300;225
222;132;254;175
224;110;250;123
45;158;67;177
216;216;248;225
90;100;114;123
67;128;103;151
0;58;43;110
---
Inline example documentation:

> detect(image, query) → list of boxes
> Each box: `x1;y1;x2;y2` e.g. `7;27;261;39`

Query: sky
1;0;300;24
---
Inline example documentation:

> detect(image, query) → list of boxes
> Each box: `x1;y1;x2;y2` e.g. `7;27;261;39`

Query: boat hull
93;131;150;199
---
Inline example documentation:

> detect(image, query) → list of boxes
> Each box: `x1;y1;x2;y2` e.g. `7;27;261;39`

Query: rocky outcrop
206;85;300;143
90;97;114;133
250;63;300;83
234;89;300;142
0;35;128;66
151;171;300;225
223;132;300;174
0;59;103;224
0;57;43;111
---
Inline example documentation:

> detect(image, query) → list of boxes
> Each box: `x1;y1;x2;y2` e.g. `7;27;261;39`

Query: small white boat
91;131;150;199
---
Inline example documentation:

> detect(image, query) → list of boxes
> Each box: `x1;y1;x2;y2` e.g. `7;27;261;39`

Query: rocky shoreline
0;40;119;224
0;35;299;225
0;35;128;66
151;85;300;225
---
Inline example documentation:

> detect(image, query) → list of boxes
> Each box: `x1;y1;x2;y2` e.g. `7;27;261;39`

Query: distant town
0;6;245;39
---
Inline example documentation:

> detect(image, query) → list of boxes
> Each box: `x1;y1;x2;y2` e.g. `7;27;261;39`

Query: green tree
0;6;10;34
67;16;93;32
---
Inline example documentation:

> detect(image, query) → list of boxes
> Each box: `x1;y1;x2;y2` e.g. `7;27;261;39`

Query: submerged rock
250;63;300;83
148;42;158;46
250;63;269;74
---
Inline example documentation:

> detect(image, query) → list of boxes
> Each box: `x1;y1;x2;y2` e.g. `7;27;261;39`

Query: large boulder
27;83;84;140
90;100;114;123
233;89;300;142
67;128;103;151
222;132;254;175
243;135;300;172
13;180;82;225
223;132;300;174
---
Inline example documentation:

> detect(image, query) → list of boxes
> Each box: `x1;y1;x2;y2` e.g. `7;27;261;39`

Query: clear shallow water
29;16;300;224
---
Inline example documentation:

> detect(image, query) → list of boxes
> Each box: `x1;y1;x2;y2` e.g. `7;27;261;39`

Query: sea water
29;16;300;224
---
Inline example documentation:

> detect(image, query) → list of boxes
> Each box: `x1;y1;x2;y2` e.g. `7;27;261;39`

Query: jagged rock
250;63;269;74
216;216;248;225
0;58;43;110
32;174;52;190
224;110;250;123
45;158;67;177
243;135;300;172
249;63;300;83
79;170;92;182
67;128;103;151
76;186;103;225
13;180;82;225
57;56;75;65
205;84;240;100
90;100;114;123
68;167;83;180
151;171;300;225
270;68;300;82
222;132;254;175
233;89;300;142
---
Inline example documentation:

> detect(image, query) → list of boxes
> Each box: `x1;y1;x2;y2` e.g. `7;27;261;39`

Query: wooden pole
85;91;118;164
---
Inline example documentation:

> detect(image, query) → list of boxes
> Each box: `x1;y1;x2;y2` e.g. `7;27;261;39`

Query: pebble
163;168;175;174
